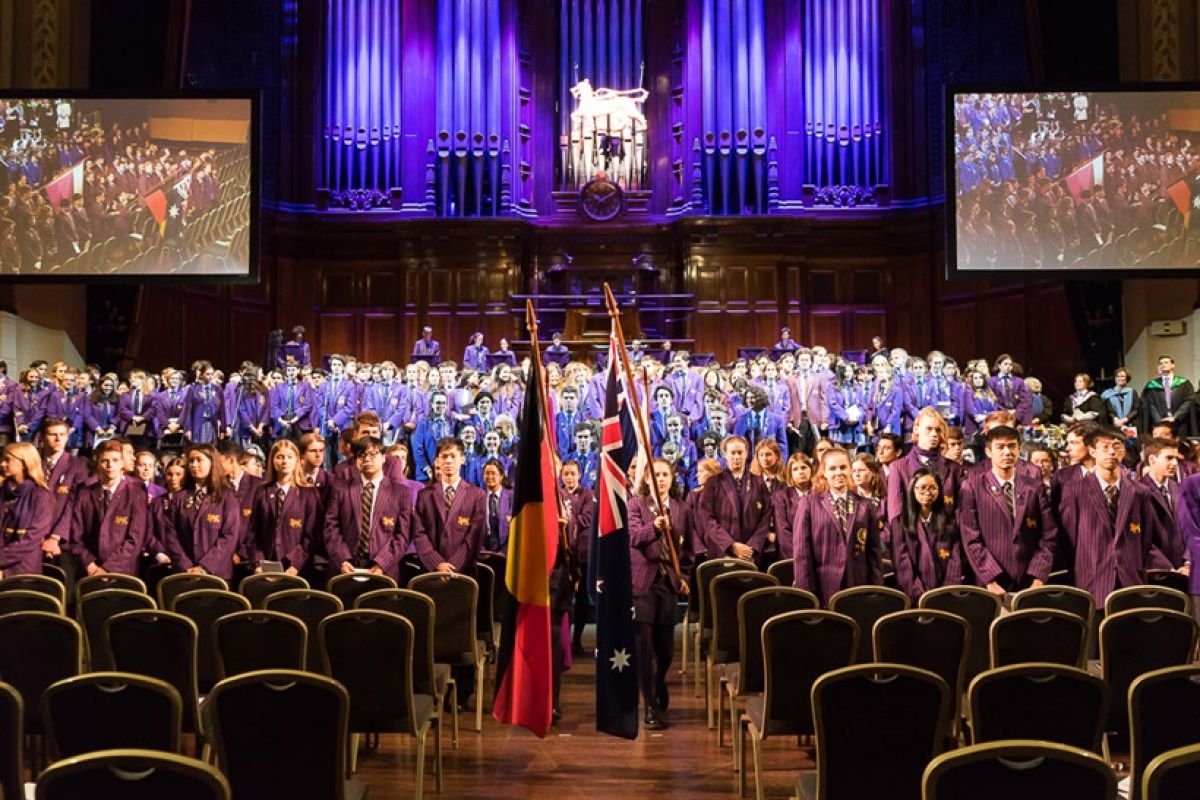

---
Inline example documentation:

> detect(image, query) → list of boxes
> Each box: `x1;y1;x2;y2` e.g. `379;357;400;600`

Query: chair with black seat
0;612;82;740
77;573;147;603
726;586;818;775
474;563;497;660
78;589;156;671
36;748;230;800
0;589;63;616
873;609;969;737
171;590;252;694
766;559;793;587
923;740;1116;800
356;588;456;747
207;670;367;800
41;561;67;585
238;573;310;609
0;681;22;800
157;573;229;611
1144;568;1191;594
990;608;1087;668
43;672;182;758
328;572;398;609
1143;742;1200;800
213;611;306;677
1129;665;1200;800
1105;585;1190;617
1011;584;1095;619
1100;609;1197;747
106;610;201;745
0;574;67;610
409;572;487;733
320;611;441;799
968;663;1108;753
710;570;778;736
1010;584;1095;654
829;585;910;664
796;664;949;800
920;585;1001;685
264;589;344;675
741;610;858;800
694;558;756;706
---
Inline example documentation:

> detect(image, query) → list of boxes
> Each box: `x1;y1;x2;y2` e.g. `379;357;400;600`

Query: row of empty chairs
0;563;505;799
683;556;1200;799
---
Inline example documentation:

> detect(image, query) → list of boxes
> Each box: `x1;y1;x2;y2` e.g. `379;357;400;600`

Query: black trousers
634;573;676;711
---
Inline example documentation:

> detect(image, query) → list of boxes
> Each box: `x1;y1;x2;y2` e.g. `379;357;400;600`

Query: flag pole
525;301;569;553
602;284;684;584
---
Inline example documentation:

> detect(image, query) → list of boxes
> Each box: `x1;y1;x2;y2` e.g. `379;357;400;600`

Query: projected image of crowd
0;98;250;277
953;91;1200;271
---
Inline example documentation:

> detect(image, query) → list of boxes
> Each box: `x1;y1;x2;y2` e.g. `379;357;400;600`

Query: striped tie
1002;481;1015;519
358;481;375;563
444;482;456;510
1104;483;1119;522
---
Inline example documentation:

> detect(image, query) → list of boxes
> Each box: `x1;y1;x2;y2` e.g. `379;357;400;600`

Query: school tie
833;496;849;531
1160;482;1173;512
487;492;501;551
101;488;112;515
358;481;375;563
1003;376;1013;404
1164;381;1173;413
1104;483;1119;522
133;390;141;415
444;482;456;510
275;488;286;531
286;383;296;416
1001;481;1015;519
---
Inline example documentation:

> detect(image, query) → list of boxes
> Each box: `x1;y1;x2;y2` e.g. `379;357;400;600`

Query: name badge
206;514;221;524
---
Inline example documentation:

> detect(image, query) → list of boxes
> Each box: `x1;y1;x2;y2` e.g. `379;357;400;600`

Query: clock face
579;177;625;222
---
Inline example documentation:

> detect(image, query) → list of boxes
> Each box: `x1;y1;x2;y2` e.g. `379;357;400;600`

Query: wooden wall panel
361;314;401;364
318;313;355;357
809;312;845;354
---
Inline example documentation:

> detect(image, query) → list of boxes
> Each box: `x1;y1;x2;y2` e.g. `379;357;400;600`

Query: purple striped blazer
958;469;1057;590
792;491;883;606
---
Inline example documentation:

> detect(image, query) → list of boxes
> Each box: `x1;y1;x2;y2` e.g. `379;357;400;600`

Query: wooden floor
356;626;815;799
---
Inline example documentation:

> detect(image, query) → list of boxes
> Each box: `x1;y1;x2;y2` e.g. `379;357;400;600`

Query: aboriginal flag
491;352;558;737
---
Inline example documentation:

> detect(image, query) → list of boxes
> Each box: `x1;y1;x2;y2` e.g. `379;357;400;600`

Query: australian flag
590;327;640;739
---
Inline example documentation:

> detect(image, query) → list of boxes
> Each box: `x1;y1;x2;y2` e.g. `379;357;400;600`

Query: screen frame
0;88;260;285
945;81;1200;281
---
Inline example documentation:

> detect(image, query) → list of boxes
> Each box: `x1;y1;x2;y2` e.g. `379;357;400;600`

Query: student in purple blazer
987;354;1032;426
384;444;425;512
1059;426;1174;610
11;369;49;443
560;460;595;655
217;441;262;580
480;459;514;554
792;447;884;606
889;467;966;603
698;435;772;560
181;362;224;445
412;437;487;576
66;440;149;577
159;443;242;580
1140;437;1186;568
0;442;55;576
773;453;813;561
959;425;1057;597
331;413;408;486
40;417;91;586
1179;472;1200;618
886;408;963;521
250;440;319;582
323;436;412;582
628;459;693;728
269;360;313;442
